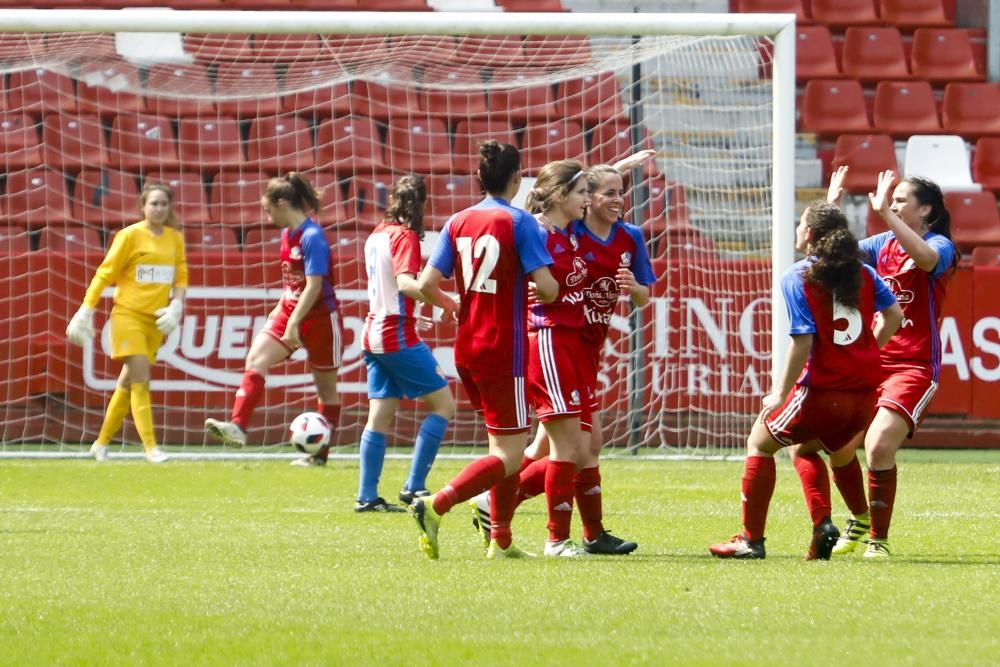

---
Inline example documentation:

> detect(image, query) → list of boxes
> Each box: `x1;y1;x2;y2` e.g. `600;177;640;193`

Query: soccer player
408;140;558;560
204;173;343;459
66;183;188;464
802;169;958;560
709;202;902;560
356;175;457;513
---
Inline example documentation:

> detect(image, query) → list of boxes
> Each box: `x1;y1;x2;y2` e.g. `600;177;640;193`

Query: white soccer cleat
89;443;109;462
145;446;168;464
205;418;247;448
543;539;592;558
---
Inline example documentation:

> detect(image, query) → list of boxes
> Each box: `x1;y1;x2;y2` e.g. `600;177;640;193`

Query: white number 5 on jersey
456;235;500;294
832;300;862;346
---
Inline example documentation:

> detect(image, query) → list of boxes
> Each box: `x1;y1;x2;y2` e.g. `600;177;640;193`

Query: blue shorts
365;343;448;400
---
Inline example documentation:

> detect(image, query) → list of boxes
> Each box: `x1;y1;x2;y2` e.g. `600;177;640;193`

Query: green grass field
2;451;998;666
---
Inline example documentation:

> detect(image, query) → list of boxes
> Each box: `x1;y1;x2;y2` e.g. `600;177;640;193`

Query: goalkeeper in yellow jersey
66;183;188;463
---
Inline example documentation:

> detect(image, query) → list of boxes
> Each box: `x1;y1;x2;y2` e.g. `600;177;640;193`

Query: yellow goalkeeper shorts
109;309;163;364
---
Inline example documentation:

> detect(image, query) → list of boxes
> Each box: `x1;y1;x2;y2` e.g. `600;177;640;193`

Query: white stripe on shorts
330;311;343;367
769;385;808;434
514;376;527;429
538;328;566;414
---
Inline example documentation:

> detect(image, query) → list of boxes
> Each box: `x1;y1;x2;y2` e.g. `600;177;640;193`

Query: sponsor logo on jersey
583;276;618;309
290;246;302;260
565;256;588;287
619;251;631;267
135;264;175;285
882;276;915;304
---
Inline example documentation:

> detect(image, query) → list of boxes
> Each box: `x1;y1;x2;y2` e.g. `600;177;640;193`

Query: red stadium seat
973;137;1000;192
309;171;348;228
521;120;586;174
384;117;453;174
327;230;365;260
210;172;271;226
41;113;107;173
177;116;245;175
799;79;871;135
346;172;394;228
247;115;316;172
910;29;982;84
425;174;482;229
455;35;528;68
811;0;879;28
419;89;488;121
872;81;941;137
945;191;1000;252
109;113;180;172
942;83;1000;139
147;172;210;226
488;84;558;124
349;81;419;122
795;26;840;82
281;64;352;118
7;68;77;115
735;0;809;23
658;225;717;261
251;34;326;63
521;35;591;68
37;225;103;252
830;134;899;194
4;168;71;225
243;226;283;254
315;115;386;176
214;64;282;118
184;33;253;63
145;64;215;116
183;226;239;253
322;34;389;67
0;225;30;253
971;245;1000;266
559;73;625;124
840;27;910;83
452;119;518;174
75;169;141;227
0;113;43;170
76;61;145;118
879;0;952;30
387;35;459;67
588;120;656;173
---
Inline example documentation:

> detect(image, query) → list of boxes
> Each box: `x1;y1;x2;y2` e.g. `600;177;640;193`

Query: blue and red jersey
859;231;956;379
279;218;338;317
429;196;552;376
362;221;422;353
528;223;588;331
782;258;897;391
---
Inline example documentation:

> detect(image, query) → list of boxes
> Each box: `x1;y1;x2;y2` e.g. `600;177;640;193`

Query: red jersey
528;224;588;331
573;219;656;348
782;259;898;391
859;231;957;379
428;197;552;376
279;218;338;318
362;221;422;353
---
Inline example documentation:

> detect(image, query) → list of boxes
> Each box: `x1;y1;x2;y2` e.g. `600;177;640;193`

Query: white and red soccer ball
288;412;331;454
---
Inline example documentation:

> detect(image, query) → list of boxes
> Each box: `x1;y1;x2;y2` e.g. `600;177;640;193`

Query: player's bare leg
862;408;909;559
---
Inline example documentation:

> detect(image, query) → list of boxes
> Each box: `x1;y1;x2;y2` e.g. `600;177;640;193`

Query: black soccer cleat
398;487;431;506
805;518;841;561
582;530;638;555
354;497;407;513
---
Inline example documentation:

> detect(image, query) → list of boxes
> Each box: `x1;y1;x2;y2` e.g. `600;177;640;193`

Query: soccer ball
288;412;331;454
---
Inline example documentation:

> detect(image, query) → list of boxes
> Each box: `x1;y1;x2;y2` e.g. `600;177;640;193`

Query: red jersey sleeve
389;227;421;277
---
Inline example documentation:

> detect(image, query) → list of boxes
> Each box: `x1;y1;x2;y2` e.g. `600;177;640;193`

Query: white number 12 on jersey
456;235;500;294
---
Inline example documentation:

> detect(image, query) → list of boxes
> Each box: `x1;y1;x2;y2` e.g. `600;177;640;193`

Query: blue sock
405;414;448;493
358;429;388;503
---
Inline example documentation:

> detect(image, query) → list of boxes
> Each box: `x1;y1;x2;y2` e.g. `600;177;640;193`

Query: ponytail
385;174;427;239
265;172;322;214
802;202;863;309
477;140;520;196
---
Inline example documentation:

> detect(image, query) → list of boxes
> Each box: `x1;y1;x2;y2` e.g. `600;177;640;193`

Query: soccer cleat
805;518;841;561
544;539;592;557
486;540;536;559
409;495;442;560
144;446;168;464
398;488;430;506
89;443;109;462
832;517;870;555
582;530;638;555
709;534;766;559
290;454;326;467
863;539;891;560
354;497;406;513
204;418;247;448
467;497;491;551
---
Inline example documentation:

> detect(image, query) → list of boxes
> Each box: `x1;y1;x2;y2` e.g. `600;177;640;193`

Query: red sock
793;452;831;527
489;472;519;549
545;460;576;542
432;455;505;516
742;456;776;542
868;466;897;540
575;466;604;542
230;371;265;431
516;457;548;505
832;456;868;517
314;402;341;462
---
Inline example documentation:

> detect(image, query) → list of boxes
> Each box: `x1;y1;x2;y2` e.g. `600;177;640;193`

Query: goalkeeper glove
155;299;183;335
66;306;95;347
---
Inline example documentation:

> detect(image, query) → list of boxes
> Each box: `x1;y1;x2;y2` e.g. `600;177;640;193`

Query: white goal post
0;9;795;458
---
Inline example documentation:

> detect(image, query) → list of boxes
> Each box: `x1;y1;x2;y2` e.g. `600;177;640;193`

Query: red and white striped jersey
362;221;422;353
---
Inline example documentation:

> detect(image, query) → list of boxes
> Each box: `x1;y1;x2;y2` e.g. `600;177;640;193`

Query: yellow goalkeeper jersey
83;221;188;315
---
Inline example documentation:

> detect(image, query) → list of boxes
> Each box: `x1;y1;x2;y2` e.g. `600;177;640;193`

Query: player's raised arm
868;170;949;272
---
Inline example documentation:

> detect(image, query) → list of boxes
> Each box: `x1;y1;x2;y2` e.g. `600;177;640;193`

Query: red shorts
766;385;877;453
263;307;343;371
877;362;938;436
456;366;529;435
527;328;592;426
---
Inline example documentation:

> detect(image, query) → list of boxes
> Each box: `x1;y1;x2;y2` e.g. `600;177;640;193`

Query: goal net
0;10;795;458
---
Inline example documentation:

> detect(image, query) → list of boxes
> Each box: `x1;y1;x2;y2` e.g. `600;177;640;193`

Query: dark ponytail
385;174;427;239
477;140;520;196
905;176;951;240
265;172;322;214
802;202;863;310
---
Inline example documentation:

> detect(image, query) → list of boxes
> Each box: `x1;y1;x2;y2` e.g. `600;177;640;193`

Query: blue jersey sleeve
858;232;891;267
864;264;897;312
301;226;330;276
428;221;456;278
782;266;815;335
927;233;957;277
623;224;656;285
513;210;553;274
